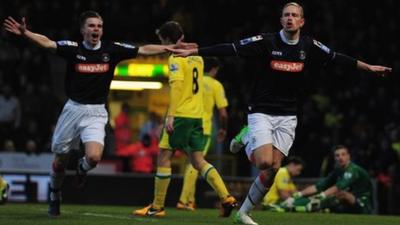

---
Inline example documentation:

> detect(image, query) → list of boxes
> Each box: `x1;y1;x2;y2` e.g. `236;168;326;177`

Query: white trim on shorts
245;113;297;158
51;99;108;154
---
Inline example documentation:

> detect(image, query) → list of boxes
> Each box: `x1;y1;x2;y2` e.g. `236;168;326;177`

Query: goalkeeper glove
292;191;303;199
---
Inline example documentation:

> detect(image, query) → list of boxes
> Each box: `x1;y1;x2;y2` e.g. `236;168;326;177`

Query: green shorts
159;117;206;152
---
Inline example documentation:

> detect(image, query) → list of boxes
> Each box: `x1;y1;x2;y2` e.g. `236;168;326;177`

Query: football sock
49;162;65;201
153;167;171;209
79;157;94;173
179;164;199;203
0;177;7;190
200;163;229;200
239;169;277;213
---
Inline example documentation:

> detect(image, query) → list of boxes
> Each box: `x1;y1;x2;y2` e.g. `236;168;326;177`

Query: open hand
369;65;392;77
3;16;27;35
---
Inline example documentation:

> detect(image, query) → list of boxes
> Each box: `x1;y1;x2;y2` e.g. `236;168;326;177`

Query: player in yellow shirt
134;22;237;218
176;57;229;211
262;157;304;209
0;176;9;204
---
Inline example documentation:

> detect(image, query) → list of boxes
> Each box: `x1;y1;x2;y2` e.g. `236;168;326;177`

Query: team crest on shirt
114;42;136;49
299;50;306;60
102;53;110;62
313;39;331;54
57;40;78;46
240;35;263;45
344;172;352;179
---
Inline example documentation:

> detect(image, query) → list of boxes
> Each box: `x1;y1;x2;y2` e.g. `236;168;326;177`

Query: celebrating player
134;21;237;218
170;2;391;225
3;11;190;216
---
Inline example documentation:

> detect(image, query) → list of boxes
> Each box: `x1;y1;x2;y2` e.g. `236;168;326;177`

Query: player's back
168;55;204;119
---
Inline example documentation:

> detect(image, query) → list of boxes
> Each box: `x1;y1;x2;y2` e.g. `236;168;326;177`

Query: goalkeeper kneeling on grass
282;145;373;214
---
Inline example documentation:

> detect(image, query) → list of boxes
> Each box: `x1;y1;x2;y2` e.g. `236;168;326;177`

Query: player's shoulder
57;40;79;47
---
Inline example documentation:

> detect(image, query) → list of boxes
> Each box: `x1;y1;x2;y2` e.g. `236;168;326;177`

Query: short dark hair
287;156;305;166
156;21;183;44
333;145;351;154
79;11;102;28
204;57;221;73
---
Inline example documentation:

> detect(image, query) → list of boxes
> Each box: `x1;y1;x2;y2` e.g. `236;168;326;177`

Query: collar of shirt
82;41;102;50
279;29;299;45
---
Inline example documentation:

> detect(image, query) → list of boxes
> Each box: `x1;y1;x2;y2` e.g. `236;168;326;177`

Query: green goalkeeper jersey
315;162;372;198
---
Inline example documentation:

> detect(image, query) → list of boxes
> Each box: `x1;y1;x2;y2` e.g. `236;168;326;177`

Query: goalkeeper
283;145;373;214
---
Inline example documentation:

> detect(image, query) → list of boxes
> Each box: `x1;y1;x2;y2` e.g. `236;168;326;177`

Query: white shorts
51;99;108;154
245;113;297;158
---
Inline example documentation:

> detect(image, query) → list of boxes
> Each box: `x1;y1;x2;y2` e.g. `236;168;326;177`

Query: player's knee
255;159;273;170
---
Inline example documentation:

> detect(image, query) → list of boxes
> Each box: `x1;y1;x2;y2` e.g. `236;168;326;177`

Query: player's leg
48;101;82;216
134;127;174;217
177;135;210;210
187;118;237;217
0;176;9;204
230;125;249;153
77;105;108;188
235;114;296;225
189;151;237;217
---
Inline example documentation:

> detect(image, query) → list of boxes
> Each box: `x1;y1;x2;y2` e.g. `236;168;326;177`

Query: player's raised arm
4;16;57;52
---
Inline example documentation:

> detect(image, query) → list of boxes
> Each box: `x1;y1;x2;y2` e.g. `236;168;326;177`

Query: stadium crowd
0;0;399;213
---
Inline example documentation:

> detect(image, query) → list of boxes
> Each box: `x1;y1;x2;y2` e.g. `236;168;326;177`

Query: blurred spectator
139;111;162;142
114;102;132;152
0;85;21;147
116;134;159;173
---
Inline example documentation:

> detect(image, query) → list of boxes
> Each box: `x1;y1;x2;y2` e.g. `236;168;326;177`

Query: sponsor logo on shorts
270;60;304;72
75;63;110;73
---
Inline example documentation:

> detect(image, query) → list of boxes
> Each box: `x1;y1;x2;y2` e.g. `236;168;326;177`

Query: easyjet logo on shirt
270;60;304;72
75;63;109;73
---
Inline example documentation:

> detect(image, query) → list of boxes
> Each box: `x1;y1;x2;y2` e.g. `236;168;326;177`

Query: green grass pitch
0;203;399;225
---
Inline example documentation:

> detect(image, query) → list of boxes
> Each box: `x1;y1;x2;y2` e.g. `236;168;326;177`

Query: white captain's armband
313;39;331;54
240;35;263;45
57;40;78;46
114;42;136;49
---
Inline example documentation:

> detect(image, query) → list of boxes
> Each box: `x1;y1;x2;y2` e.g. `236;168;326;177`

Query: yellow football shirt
168;55;204;118
203;75;228;135
264;167;296;204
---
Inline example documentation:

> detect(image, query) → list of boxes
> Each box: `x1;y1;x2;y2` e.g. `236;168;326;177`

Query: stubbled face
280;5;304;34
334;148;351;168
288;164;303;177
81;17;103;46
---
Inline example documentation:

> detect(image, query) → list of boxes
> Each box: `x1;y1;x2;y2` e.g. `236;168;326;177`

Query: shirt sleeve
233;34;269;57
213;80;228;109
168;57;185;83
112;42;139;61
275;169;292;191
309;38;336;66
56;40;79;58
315;170;338;192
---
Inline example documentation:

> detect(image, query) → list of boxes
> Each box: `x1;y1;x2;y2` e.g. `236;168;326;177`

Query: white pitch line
82;212;158;222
